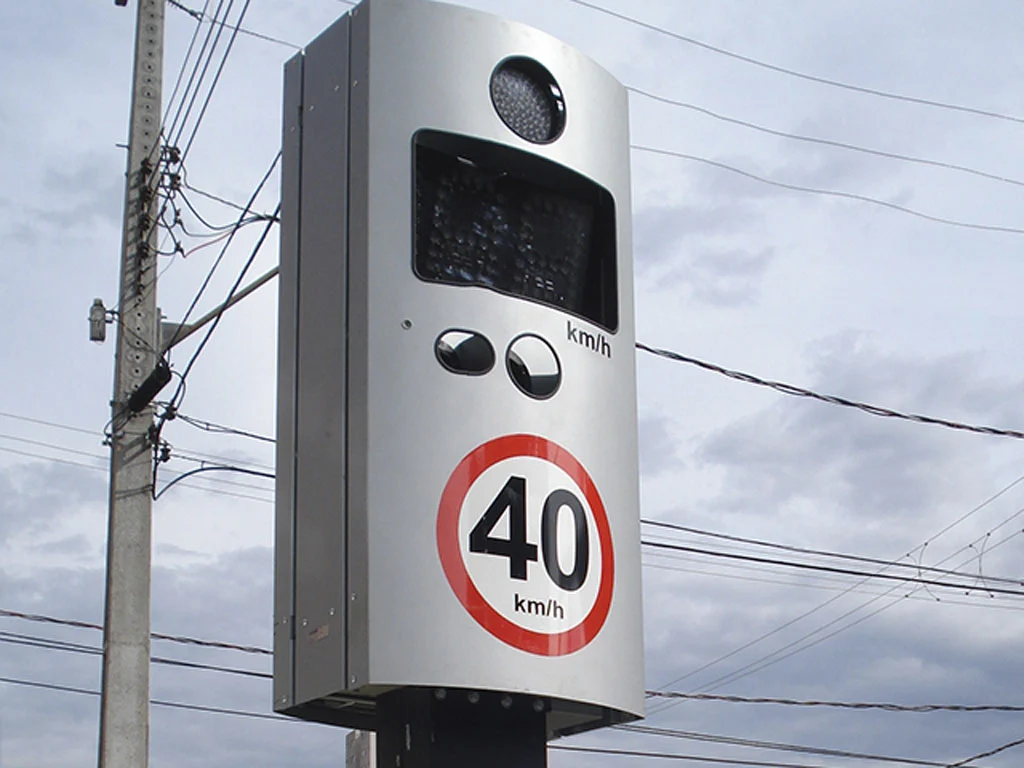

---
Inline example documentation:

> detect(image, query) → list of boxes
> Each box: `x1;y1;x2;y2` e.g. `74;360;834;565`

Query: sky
3;0;1024;766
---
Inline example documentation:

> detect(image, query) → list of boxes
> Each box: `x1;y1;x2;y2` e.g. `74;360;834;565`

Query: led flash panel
414;131;618;332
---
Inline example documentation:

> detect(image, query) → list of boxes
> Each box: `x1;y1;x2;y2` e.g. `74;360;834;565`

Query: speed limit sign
436;434;615;656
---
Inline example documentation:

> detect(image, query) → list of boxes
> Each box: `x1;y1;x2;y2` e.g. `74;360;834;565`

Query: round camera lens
506;334;561;399
490;58;566;144
435;330;495;375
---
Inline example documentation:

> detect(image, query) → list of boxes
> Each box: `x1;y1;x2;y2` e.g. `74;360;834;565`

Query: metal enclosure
275;0;643;737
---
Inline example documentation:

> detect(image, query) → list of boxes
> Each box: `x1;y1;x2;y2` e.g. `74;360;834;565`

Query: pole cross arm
160;266;279;353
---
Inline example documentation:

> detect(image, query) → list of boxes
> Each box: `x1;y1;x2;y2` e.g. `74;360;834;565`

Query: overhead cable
162;151;280;355
154;464;275;501
169;199;281;393
553;744;843;767
680;528;1024;696
0;676;289;723
176;0;249;164
0;632;270;680
6;609;1024;717
0;409;272;470
175;412;275;443
567;0;1024;125
636;342;1024;440
167;0;300;49
0;608;272;655
642;519;1024;587
631;145;1024;237
645;690;1024;713
165;0;230;146
642;540;1024;598
0;437;272;495
0;447;271;504
643;557;1024;611
649;486;1024;700
948;736;1024;767
618;723;953;768
628;87;1024;189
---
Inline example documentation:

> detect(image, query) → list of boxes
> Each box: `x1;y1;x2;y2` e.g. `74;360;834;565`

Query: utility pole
98;1;164;766
346;731;376;768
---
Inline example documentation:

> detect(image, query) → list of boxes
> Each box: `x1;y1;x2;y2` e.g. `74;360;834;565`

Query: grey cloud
0;157;124;248
30;533;95;557
0;462;105;543
640;558;1024;764
37;155;125;232
1;549;345;768
638;413;682;476
633;203;773;306
685;246;774;306
695;341;1021;537
634;202;763;255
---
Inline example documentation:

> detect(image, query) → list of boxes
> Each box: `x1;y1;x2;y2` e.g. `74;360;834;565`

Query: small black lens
506;334;561;399
435;330;495;376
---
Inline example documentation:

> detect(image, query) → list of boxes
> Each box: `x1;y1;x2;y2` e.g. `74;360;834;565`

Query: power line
176;189;273;233
552;744;840;767
8;608;1024;720
0;410;96;436
631;145;1024;237
172;448;273;473
0;409;272;471
636;342;1024;440
949;736;1024;767
0;629;970;767
647;508;1024;701
175;412;275;443
618;724;952;768
167;199;281;397
162;151;280;355
163;1;209;130
567;0;1024;126
9;606;1024;715
0;608;272;656
154;464;274;501
0;675;289;723
643;556;1024;612
684;528;1024;696
0;433;111;463
181;175;279;220
0;436;272;496
641;519;1024;587
644;690;1024;714
0;631;271;680
13;673;978;768
1;446;272;504
165;0;230;148
0;674;946;768
176;0;251;165
650;482;1024;700
168;0;300;49
627;87;1024;189
641;539;1024;598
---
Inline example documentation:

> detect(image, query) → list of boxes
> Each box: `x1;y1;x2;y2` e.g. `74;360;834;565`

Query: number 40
468;475;590;592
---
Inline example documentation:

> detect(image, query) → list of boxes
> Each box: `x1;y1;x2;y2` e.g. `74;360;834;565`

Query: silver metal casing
276;0;643;736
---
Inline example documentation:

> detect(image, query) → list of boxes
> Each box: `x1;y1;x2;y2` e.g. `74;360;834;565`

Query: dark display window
413;130;618;332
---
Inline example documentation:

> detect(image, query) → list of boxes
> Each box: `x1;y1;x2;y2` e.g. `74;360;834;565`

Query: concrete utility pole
346;731;377;768
98;1;164;766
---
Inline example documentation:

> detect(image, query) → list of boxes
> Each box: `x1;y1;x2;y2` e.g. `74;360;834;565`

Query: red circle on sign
436;434;614;656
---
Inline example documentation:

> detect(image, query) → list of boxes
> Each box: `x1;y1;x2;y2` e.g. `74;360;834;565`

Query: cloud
633;204;773;306
638;413;682;476
1;547;347;768
0;462;105;547
640;339;1024;726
